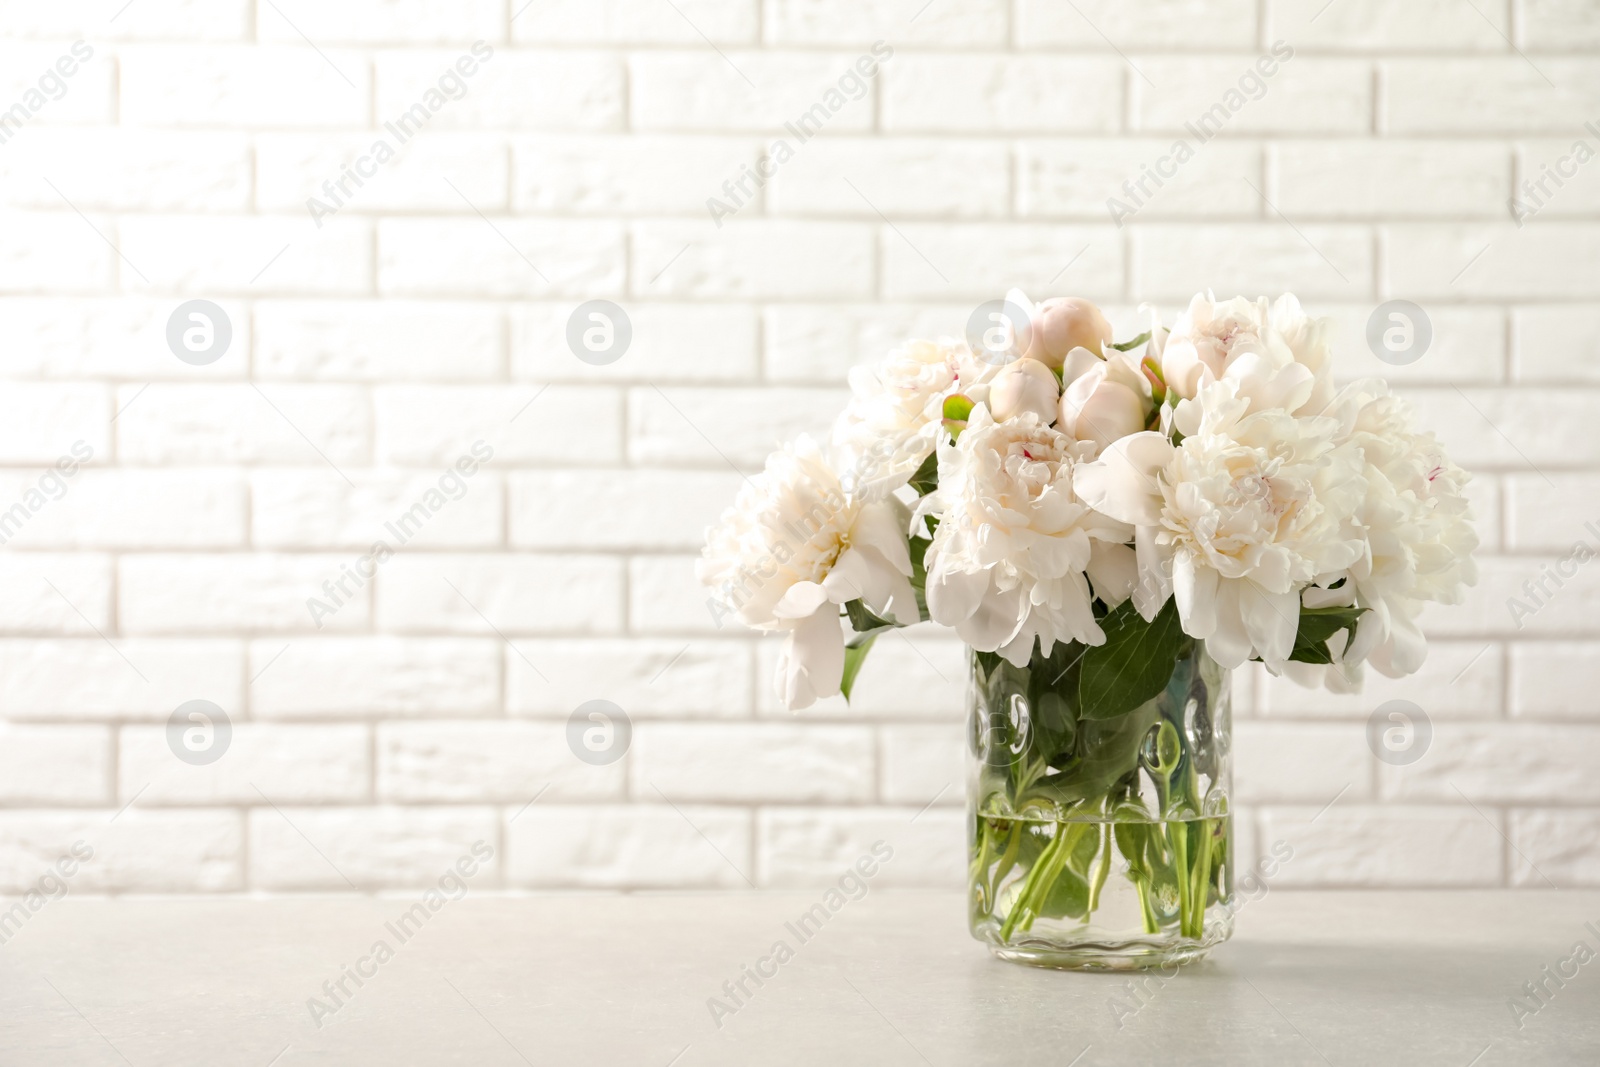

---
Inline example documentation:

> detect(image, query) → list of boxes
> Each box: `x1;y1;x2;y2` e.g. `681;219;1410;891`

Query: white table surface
0;890;1595;1065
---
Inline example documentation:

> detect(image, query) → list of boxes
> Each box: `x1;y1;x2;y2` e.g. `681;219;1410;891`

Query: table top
0;889;1595;1066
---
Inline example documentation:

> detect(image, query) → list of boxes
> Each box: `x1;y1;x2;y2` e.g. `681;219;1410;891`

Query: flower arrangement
699;290;1477;712
698;289;1478;966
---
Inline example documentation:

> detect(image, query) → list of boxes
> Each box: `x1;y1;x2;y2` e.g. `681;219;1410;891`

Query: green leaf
1077;598;1187;722
840;633;877;702
907;535;933;623
844;598;898;647
1108;330;1152;353
1288;605;1366;664
907;450;939;496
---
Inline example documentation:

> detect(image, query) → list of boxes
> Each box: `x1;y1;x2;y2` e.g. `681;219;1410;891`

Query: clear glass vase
967;640;1233;970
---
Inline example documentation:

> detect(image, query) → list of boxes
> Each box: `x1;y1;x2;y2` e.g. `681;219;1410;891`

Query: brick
631;220;874;300
1381;723;1600;804
1386;59;1600;134
117;215;373;296
0;555;111;634
884;56;1120;133
628;555;727;634
115;383;369;465
511;303;759;383
1524;0;1600;49
0;42;114;122
632;723;871;802
120;45;370;127
251;469;502;549
1316;303;1505;386
256;0;504;43
1421;556;1600;637
1135;58;1372;135
628;386;845;466
1388;224;1600;300
1274;141;1509;217
768;0;1006;46
1510;809;1600;886
0;384;106;462
0;724;108;803
0;130;252;212
0;298;248;380
754;627;966;718
1258;641;1503;719
1137;224;1373;301
375;384;622;465
120;554;371;634
255;132;509;215
377;555;625;636
1506;474;1600;551
1400;386;1600;469
1258;805;1503;886
1020;139;1262;220
0;640;243;722
763;304;967;384
1515;307;1600;383
0;470;244;549
0;212;114;294
631;52;880;132
248;806;499;890
0;1;249;39
0;810;241;892
882;223;1122;301
510;469;744;550
768;139;1010;218
378;218;624;298
120;724;370;804
1511;643;1600;718
512;0;757;44
248;638;500;718
377;721;623;802
375;49;623;131
1510;139;1600;220
758;808;964;887
1265;0;1509;50
505;805;752;888
506;638;751;717
255;300;501;381
1019;0;1256;48
1233;722;1374;803
879;725;963;807
511;135;761;215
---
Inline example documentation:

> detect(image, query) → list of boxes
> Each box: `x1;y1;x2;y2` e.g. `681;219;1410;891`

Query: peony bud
1059;368;1145;452
987;358;1060;424
1026;297;1114;368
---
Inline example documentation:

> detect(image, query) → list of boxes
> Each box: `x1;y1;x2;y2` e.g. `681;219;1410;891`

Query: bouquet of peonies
699;291;1478;713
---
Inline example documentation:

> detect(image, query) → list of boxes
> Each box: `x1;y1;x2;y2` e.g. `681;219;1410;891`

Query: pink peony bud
1026;297;1114;368
987;358;1060;424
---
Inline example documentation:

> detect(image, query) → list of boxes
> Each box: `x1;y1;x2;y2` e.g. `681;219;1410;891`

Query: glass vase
967;640;1233;970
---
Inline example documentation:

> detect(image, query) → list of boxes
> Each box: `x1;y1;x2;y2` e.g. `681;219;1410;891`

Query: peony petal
848;500;914;576
772;580;831;620
774;607;846;710
1086;540;1138;609
1172;551;1218;639
1072;431;1172;526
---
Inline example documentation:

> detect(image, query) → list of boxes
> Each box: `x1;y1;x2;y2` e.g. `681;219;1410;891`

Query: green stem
1085;822;1112;917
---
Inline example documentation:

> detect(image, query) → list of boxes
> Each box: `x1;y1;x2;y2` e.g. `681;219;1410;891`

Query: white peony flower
698;435;918;709
830;337;994;495
1074;380;1365;670
1160;293;1333;416
916;405;1132;666
1286;379;1478;688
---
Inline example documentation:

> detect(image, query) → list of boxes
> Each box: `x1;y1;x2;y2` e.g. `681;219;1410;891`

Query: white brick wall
0;0;1591;895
